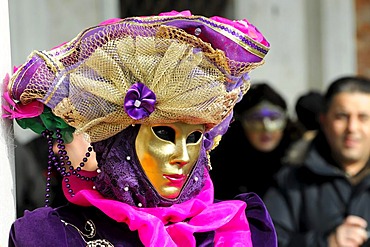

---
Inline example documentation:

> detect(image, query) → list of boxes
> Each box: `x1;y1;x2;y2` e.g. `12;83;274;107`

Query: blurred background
8;0;370;141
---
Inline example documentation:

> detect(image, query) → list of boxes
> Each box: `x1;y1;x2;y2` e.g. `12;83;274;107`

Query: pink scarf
63;171;252;246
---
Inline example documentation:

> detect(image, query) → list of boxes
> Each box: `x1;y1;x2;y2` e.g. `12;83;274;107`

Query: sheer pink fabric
63;170;252;246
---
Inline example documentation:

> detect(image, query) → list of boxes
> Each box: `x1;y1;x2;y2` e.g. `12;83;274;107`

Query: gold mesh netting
14;57;56;105
14;22;263;142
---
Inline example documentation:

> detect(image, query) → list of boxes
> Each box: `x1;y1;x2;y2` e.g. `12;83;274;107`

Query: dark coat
263;132;370;247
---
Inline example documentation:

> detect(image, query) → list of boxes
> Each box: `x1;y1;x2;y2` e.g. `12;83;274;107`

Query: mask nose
170;139;190;167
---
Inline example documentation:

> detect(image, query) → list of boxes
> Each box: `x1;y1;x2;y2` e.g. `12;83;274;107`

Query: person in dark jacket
210;83;302;199
264;76;370;247
295;90;324;132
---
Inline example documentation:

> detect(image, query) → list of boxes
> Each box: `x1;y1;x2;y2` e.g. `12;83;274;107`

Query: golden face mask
241;101;287;132
135;122;204;199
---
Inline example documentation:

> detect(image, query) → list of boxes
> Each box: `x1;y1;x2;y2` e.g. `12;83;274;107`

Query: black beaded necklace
42;128;96;206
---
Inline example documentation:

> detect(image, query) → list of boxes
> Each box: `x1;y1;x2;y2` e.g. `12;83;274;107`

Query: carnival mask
135;122;204;199
241;101;287;132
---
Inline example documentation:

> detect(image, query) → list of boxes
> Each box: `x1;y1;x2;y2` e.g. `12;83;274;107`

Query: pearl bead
194;27;202;36
194;176;199;182
138;203;142;207
126;156;131;161
134;100;141;107
124;186;129;191
97;168;101;173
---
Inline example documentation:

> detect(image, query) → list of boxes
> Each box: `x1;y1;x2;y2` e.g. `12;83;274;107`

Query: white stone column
0;0;16;245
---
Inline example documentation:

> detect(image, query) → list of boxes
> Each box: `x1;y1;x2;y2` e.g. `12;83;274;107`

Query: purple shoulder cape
9;192;276;247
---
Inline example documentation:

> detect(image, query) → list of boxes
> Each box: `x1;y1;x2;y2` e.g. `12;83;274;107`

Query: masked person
211;83;302;199
4;10;276;247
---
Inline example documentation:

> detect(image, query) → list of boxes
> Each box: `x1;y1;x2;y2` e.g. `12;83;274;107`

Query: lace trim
61;219;114;247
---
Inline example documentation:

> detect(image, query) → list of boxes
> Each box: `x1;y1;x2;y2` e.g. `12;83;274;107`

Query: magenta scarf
63;170;252;246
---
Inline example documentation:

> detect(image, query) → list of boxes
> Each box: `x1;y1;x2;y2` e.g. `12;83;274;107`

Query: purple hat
4;10;270;143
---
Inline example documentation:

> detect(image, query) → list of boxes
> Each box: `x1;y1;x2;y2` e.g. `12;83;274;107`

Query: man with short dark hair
264;76;370;247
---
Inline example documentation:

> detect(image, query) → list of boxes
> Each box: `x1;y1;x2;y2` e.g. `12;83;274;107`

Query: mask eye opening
152;126;175;143
187;131;203;144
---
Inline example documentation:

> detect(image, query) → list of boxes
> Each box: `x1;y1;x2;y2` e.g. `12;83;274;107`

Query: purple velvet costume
9;193;276;246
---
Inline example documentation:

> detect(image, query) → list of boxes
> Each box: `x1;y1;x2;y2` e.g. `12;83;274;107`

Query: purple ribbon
203;112;233;151
124;82;156;120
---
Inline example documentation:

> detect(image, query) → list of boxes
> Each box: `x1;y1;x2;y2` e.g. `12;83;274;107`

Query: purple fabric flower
124;82;156;120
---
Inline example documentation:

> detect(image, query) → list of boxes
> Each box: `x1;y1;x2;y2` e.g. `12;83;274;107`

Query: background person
264;76;370;247
295;90;324;138
210;83;302;199
282;90;324;166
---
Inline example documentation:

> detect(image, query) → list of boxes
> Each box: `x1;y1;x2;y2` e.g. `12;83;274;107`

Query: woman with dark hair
210;83;303;199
